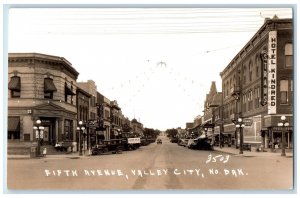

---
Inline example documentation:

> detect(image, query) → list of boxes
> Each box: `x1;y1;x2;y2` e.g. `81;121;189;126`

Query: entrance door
44;126;49;142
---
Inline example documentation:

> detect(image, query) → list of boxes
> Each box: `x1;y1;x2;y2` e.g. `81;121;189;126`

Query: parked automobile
187;138;197;148
170;138;179;143
157;138;162;144
54;141;73;152
188;136;213;150
178;139;189;147
91;139;126;155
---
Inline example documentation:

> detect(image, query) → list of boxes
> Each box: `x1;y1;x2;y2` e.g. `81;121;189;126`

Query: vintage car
188;136;214;150
54;141;73;152
91;139;125;155
157;138;162;144
178;139;189;147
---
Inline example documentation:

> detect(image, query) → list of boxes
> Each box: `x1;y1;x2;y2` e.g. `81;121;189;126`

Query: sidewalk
213;146;293;158
7;152;91;160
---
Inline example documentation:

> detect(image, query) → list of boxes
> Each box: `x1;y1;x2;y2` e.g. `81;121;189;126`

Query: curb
213;147;293;158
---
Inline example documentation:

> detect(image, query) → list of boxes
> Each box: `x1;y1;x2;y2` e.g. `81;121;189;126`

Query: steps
7;141;68;155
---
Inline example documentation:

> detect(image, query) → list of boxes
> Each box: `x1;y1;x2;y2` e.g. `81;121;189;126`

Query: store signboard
268;31;277;114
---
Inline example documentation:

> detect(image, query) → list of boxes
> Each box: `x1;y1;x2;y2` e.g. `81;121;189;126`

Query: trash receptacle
30;146;37;158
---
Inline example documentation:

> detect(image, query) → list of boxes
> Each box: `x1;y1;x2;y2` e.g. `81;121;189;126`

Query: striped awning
8;76;20;91
8;117;20;131
44;78;57;92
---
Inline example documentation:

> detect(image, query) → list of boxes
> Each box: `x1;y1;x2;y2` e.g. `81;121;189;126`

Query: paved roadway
7;135;293;191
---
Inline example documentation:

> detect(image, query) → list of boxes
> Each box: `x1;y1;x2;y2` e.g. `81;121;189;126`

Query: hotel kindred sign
268;31;277;114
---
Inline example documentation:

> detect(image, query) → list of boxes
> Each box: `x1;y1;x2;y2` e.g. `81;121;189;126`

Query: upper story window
44;78;57;99
91;96;96;107
255;55;260;77
233;75;236;87
226;81;229;97
65;82;76;102
285;43;293;67
249;61;253;82
223;83;226;98
8;76;21;98
243;65;247;85
280;80;289;104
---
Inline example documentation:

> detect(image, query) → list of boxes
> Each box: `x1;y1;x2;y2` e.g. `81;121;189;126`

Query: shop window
291;80;293;104
285;43;293;67
63;119;73;141
280;80;288;104
8;117;20;140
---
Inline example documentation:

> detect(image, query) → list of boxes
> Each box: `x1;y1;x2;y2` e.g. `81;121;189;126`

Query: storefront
8;116;20;140
223;123;236;146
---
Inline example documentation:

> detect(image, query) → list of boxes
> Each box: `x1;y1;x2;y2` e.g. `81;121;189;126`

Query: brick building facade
8;53;79;146
220;17;293;150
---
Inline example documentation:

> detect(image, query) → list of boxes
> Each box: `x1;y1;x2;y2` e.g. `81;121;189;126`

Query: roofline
220;18;292;77
8;52;79;78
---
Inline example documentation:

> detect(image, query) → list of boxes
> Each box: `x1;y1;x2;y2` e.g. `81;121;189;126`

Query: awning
8;117;20;131
8;76;20;91
201;122;214;128
65;85;76;95
44;78;57;92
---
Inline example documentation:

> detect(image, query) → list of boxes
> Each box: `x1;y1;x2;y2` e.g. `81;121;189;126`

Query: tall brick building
220;16;293;150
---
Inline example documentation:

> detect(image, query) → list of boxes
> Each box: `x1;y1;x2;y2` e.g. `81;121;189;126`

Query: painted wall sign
268;31;277;114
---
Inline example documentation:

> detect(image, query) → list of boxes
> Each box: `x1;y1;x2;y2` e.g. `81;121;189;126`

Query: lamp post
277;116;289;156
204;128;208;137
33;119;44;157
235;118;245;154
77;121;85;156
117;129;121;138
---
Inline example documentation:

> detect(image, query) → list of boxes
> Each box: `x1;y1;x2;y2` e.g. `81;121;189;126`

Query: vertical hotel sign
268;31;277;114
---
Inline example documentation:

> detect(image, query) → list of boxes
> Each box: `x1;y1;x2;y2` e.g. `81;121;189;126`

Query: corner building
8;53;79;146
220;17;293;150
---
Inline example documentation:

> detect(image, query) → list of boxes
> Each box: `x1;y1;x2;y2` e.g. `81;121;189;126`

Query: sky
7;7;293;131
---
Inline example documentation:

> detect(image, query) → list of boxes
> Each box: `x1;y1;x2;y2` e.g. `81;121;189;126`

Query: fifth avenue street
7;136;293;191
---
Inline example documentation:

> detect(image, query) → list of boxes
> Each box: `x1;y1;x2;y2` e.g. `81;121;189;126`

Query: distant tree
166;128;178;138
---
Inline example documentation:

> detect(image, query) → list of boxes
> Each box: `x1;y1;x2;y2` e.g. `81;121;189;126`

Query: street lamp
33;119;44;157
117;129;122;138
235;118;245;154
204;127;208;137
77;121;85;156
277;116;289;156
